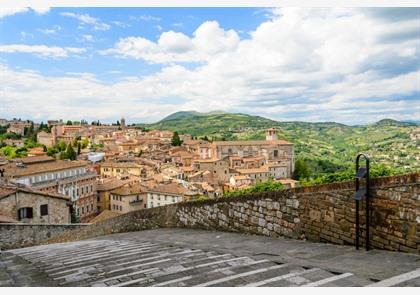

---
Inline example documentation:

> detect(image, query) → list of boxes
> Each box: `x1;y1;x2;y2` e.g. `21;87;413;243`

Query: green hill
137;112;419;177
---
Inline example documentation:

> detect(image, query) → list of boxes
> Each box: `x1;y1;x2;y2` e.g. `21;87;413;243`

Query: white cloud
37;25;61;35
60;12;110;31
0;8;28;18
112;21;130;28
81;34;94;42
0;7;50;18
1;8;419;124
0;45;86;59
103;21;239;63
130;15;161;22
31;7;50;15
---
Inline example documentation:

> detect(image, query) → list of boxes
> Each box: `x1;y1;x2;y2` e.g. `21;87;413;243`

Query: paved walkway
1;228;419;287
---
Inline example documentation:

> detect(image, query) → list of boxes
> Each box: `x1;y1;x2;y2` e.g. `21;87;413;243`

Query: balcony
129;199;143;205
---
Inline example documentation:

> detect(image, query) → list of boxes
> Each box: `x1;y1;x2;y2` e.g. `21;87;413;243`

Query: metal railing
354;153;370;251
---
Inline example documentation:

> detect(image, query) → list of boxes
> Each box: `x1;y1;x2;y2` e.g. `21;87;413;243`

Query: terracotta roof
148;182;188;196
19;155;54;164
243;156;265;162
111;183;145;196
97;178;135;191
183;140;201;145
233;175;251;180
0;183;70;201
172;151;194;158
3;159;87;178
213;140;293;146
194;158;220;163
101;161;142;168
236;166;269;174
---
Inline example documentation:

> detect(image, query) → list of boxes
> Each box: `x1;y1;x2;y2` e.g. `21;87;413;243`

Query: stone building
110;183;148;213
37;131;54;147
1;155;97;222
96;177;137;212
0;183;71;224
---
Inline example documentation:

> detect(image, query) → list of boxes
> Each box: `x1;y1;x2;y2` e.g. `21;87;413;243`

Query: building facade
0;184;71;224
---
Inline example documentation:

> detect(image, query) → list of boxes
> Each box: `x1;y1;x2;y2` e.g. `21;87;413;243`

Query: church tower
121;117;126;130
266;128;278;141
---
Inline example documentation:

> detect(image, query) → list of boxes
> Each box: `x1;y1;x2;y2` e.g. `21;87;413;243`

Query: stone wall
1;173;418;253
0;224;89;250
0;205;177;250
175;173;419;253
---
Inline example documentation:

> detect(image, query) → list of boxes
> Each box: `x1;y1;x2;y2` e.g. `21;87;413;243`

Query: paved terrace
1;228;419;287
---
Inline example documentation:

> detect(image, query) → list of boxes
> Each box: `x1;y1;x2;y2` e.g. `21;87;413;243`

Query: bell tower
121;117;126;130
266;128;278;141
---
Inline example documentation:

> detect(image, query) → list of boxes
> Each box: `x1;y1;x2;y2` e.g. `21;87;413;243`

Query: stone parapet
1;173;418;253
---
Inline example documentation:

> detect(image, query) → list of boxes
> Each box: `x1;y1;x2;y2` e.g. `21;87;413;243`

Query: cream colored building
100;161;143;178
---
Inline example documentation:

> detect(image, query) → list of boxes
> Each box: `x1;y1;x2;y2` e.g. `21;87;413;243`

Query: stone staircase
2;238;418;287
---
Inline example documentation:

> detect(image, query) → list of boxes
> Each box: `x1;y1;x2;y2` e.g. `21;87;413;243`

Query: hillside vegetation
140;112;420;179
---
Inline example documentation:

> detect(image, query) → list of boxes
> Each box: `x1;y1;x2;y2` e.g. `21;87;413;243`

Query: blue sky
0;7;419;124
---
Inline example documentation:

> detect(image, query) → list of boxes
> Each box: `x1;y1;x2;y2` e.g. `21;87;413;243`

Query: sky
0;7;419;124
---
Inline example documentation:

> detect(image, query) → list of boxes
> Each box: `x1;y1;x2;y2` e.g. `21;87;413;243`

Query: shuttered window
18;207;33;220
40;204;48;216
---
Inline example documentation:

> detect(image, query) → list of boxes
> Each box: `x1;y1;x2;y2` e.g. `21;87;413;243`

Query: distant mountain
138;111;419;177
374;118;418;127
160;110;226;122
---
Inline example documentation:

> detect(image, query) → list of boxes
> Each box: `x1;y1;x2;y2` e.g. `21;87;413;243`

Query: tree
57;140;67;152
171;131;182;146
71;204;80;223
46;146;58;157
225;180;284;197
66;120;73;125
293;158;311;180
77;143;81;155
64;143;77;160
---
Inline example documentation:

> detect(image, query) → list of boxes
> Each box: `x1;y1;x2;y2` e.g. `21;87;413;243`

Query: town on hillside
0;118;296;224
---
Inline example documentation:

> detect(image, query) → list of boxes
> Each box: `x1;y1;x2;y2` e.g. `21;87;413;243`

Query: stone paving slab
1;228;419;287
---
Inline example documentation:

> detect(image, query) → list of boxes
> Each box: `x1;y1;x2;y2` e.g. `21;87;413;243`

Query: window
81;187;84;194
82;207;84;214
144;204;147;208
18;207;33;220
274;150;278;157
40;204;48;216
77;208;80;216
90;184;93;192
91;204;93;211
120;206;122;211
